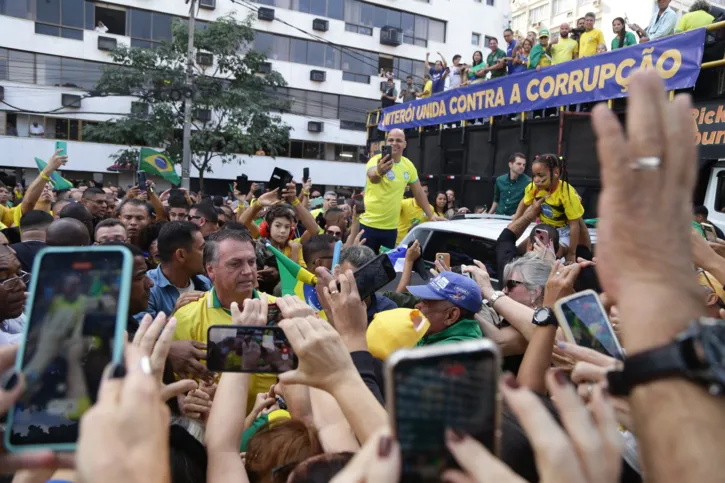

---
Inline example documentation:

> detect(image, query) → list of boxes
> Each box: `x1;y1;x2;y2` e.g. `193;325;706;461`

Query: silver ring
556;271;561;276
587;383;594;398
139;356;152;376
632;156;661;170
330;290;339;295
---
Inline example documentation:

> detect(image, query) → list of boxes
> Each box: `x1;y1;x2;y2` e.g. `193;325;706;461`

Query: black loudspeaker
492;125;527;177
528;122;560;159
465;129;494;176
561;116;600;179
422;133;441;175
403;138;423;173
461;178;495;212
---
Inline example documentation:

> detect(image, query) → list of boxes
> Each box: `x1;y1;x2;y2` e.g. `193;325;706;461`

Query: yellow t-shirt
522;181;584;228
0;204;20;228
361;155;419;231
173;288;278;413
396;198;433;245
420;80;432;98
551;38;578;64
578;28;605;58
676;10;714;33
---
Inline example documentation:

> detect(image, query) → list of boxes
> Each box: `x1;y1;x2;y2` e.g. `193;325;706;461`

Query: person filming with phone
361;129;445;254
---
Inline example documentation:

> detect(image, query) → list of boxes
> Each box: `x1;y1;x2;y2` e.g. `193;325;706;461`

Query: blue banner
378;29;706;131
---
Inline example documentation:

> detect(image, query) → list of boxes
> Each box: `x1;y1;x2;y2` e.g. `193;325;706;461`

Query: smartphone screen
703;223;718;242
381;144;392;159
236;175;249;194
7;248;131;449
353;253;396;300
55;141;67;157
557;291;625;360
391;347;498;482
303;167;310;183
137;171;147;192
206;326;297;373
534;228;550;247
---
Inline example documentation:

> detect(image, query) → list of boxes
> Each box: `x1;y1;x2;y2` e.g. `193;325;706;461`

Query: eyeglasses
505;279;524;291
188;215;203;221
0;270;30;287
326;230;343;239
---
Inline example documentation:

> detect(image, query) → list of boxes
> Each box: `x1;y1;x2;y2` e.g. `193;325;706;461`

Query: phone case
4;246;133;453
553;289;625;360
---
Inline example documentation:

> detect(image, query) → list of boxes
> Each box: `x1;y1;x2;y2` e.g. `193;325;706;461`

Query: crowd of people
382;0;725;115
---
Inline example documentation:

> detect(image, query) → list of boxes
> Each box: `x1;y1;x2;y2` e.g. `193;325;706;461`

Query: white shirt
645;6;677;40
95;25;109;33
29;123;44;136
176;281;196;296
446;65;463;90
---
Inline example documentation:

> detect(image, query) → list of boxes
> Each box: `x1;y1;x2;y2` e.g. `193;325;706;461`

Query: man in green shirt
489;152;531;216
485;37;507;79
408;272;483;346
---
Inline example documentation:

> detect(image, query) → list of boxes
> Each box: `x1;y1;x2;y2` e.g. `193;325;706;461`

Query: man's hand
257;189;282;207
430;215;447;221
282;182;297;203
405;240;421;264
172;291;204;315
168;340;212;382
125;185;141;200
708;238;725;258
377;155;394;177
45;149;68;174
463;260;495;300
277;295;315;319
231;293;269;327
320;271;368;352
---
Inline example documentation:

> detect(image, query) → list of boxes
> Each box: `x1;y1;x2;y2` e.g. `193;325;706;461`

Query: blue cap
407;272;482;314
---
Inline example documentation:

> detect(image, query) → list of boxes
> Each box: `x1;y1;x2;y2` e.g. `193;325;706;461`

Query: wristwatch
488;291;506;307
532;307;557;326
607;318;725;397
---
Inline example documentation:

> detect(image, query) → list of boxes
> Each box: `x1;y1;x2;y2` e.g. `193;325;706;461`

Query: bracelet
252;199;261;209
290;198;300;207
301;191;310;197
40;172;51;182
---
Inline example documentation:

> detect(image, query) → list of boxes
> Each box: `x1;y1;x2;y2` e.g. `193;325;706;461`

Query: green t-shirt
468;62;487;81
610;31;637;50
486;48;507;78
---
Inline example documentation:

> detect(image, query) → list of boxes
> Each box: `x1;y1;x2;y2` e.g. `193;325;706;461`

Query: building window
486;0;494;4
128;8;173;48
0;0;33;19
0;48;104;89
529;5;547;24
334;144;360;161
339;95;378;131
552;0;572;15
471;32;481;46
93;5;126;35
343;0;444;44
35;0;85;40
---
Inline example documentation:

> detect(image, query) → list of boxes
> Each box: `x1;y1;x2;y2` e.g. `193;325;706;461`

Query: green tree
84;14;290;189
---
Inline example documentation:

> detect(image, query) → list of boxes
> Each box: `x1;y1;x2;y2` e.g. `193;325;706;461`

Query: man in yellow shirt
578;12;605;58
173;229;277;411
551;23;579;64
417;75;433;99
397;184;435;245
676;2;715;33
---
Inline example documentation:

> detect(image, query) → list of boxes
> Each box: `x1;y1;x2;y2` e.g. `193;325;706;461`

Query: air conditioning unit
97;36;117;51
199;0;215;9
313;18;329;32
258;7;275;21
131;101;149;116
196;52;213;66
61;94;82;108
258;62;272;74
566;11;573;17
380;26;403;46
531;21;541;28
308;121;323;133
194;108;212;122
310;70;326;82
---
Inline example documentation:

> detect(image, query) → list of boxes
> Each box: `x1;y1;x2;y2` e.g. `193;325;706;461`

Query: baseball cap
407;272;483;313
367;308;430;360
539;29;550;38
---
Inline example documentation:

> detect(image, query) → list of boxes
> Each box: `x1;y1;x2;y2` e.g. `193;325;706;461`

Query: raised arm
22;149;67;216
425;52;431;71
146;181;167;222
283;181;319;242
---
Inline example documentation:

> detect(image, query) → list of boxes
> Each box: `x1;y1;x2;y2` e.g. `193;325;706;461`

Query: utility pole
181;0;196;190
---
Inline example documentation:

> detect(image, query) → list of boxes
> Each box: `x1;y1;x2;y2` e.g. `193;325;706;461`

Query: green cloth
528;44;550;70
610;31;637;50
494;173;531;216
468;62;487;81
241;413;269;452
382;291;420;309
139;147;181;186
693;220;706;237
416;318;482;346
486;48;507;78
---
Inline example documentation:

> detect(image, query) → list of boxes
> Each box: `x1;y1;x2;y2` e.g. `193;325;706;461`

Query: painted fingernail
1;370;19;391
110;362;126;379
556;340;567;349
378;435;393;458
502;373;520;390
553;369;571;387
447;428;465;442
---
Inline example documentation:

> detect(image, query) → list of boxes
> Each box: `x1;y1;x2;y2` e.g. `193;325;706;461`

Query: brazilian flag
34;158;73;190
139;148;181;186
265;243;327;319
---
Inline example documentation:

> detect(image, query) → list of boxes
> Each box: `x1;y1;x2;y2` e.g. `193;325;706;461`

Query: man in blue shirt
632;0;677;42
136;221;211;320
504;28;518;73
425;51;448;95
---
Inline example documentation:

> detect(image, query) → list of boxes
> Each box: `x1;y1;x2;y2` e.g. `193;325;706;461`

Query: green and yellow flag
139;147;181;186
265;243;327;318
34;158;73;191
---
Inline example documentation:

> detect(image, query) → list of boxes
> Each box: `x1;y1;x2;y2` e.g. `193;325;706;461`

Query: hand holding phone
381;144;392;160
55;141;68;157
702;223;718;242
352;253;396;300
137;172;147;193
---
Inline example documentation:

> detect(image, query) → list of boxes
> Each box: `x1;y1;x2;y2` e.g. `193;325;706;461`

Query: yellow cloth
396;198;433;244
173;288;278;413
676;10;714;33
420;80;432;98
367;308;430;360
0;205;21;227
522;181;584;228
361;155;419;231
578;28;605;58
551;38;578;64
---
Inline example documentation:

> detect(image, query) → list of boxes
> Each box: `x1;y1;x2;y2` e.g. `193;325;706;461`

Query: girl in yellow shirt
512;154;586;263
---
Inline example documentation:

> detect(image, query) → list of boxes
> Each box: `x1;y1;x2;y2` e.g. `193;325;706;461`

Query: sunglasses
326;230;343;239
505;279;524;291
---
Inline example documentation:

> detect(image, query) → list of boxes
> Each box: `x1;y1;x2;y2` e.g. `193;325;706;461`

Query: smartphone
354;198;366;214
702;222;718;242
55;141;67;157
351;253;397;300
267;303;282;325
206;326;298;373
236;174;249;195
554;290;625;361
435;253;451;268
381;144;392;159
137;171;147;192
303;167;310;184
386;340;501;482
534;228;550;247
255;182;265;198
5;246;133;452
268;167;293;195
